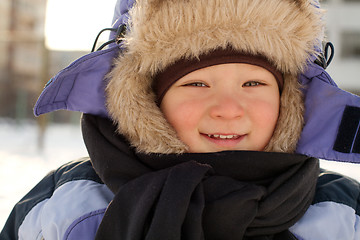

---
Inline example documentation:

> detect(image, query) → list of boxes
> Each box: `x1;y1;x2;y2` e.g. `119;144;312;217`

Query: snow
0;119;359;230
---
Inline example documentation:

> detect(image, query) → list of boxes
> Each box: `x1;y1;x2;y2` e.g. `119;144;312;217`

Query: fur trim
106;0;324;153
264;74;304;153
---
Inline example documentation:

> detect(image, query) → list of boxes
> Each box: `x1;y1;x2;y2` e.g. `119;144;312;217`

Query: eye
243;81;263;87
183;82;208;87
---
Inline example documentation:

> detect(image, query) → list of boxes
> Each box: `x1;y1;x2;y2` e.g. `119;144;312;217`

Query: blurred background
0;0;359;229
0;0;117;228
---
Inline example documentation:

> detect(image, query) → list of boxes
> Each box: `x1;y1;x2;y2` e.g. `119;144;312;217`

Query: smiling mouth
200;133;247;149
206;134;242;140
202;133;246;148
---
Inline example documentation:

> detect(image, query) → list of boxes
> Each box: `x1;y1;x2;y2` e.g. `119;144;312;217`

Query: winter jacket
1;113;360;240
1;155;359;240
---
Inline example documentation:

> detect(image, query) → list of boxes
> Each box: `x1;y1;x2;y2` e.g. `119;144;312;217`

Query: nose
209;94;245;120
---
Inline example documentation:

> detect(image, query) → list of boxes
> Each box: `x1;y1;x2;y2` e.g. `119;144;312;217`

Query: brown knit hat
153;47;284;103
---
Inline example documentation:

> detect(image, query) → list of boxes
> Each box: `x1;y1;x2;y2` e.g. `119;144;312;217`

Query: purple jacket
1;158;359;240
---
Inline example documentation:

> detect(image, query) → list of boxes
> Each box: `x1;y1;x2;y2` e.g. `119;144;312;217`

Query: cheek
161;99;203;133
260;102;279;125
248;97;279;151
251;95;280;131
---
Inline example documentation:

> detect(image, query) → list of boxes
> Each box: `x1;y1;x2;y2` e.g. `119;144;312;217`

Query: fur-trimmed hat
105;0;325;154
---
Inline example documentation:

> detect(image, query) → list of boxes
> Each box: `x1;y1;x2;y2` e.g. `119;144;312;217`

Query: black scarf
81;114;319;240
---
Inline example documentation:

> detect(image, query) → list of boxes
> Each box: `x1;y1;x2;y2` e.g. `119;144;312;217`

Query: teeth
207;134;238;139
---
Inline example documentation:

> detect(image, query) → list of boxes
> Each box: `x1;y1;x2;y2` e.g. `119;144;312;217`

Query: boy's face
160;63;280;153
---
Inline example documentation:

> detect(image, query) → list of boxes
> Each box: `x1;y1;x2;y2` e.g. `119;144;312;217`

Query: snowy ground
0;119;359;230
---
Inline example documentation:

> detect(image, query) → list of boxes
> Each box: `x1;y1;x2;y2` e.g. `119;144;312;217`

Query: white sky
45;0;118;51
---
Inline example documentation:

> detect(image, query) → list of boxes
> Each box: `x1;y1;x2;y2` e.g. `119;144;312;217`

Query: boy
1;0;360;239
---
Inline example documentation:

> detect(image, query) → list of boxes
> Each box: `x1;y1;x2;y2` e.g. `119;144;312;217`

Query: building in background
0;0;86;122
322;0;360;94
0;0;46;119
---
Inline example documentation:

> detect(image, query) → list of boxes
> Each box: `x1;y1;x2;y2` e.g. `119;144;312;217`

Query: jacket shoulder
290;170;360;240
0;158;112;240
314;169;360;214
